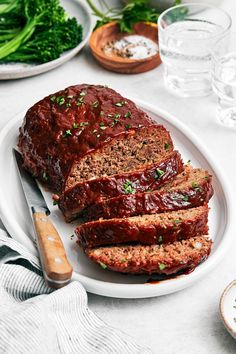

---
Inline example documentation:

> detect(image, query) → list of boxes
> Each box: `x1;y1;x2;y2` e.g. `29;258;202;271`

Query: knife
13;149;73;289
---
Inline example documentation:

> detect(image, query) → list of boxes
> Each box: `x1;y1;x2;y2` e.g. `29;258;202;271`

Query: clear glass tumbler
158;3;231;97
212;33;236;128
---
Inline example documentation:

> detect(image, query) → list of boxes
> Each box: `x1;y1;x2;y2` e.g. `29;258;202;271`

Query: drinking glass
158;3;231;97
211;34;236;128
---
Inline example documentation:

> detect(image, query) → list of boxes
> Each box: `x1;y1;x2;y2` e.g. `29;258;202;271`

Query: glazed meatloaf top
76;206;209;249
85;236;212;275
18;84;155;192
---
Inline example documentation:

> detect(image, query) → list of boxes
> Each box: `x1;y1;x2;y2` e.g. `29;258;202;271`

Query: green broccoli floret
1;18;83;63
0;0;67;59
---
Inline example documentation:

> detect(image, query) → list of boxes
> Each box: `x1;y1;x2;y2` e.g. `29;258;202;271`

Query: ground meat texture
58;151;183;222
18;84;164;192
85;236;212;275
64;124;173;189
75;206;209;249
83;167;213;221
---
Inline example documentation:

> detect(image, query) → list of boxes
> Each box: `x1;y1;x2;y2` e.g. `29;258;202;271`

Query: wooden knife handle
33;212;73;289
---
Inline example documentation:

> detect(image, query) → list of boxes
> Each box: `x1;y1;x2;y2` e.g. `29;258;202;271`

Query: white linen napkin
0;230;152;354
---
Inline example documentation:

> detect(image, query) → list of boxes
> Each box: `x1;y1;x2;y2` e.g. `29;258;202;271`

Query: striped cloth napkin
0;230;151;354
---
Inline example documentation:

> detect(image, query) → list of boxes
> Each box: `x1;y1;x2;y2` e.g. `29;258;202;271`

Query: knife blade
13;149;73;289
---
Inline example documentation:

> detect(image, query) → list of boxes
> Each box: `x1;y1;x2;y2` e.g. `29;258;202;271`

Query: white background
0;0;236;353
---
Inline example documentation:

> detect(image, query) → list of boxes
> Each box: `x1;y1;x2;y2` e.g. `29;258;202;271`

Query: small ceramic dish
220;280;236;339
89;21;161;74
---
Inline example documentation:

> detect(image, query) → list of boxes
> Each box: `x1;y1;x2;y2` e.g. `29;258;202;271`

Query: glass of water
212;34;236;128
158;4;231;97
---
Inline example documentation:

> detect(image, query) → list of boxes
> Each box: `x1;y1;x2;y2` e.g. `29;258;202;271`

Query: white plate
0;0;92;80
0;100;234;298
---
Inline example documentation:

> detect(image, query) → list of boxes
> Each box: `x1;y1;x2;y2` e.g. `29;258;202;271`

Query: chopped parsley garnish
79;91;87;97
53;199;58;206
187;159;191;164
99;122;107;130
173;219;181;224
159;263;166;271
63;129;72;138
154;169;164;179
111;113;121;126
158;236;163;244
50;95;56;102
204;176;209;180
181;195;189;202
79;122;89;127
67;95;73;99
100;111;105;117
72;123;79;129
91;100;99;108
123;180;135;194
125;124;132;130
42;171;48;181
120;258;127;263
99;262;107;269
192;182;199;189
124;111;132;118
164;143;170;150
76;98;84;106
191;182;202;192
56;96;65;105
66;102;71;108
115;101;126;107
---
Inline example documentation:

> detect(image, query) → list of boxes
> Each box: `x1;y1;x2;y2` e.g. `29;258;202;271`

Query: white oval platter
0;0;92;80
0;100;233;298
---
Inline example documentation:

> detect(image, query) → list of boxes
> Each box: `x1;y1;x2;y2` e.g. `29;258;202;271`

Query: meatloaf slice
64;124;173;189
83;167;213;221
58;151;183;222
18;84;169;192
75;206;209;249
85;236;212;275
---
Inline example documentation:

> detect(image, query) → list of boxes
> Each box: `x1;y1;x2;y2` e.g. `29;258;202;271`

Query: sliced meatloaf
18;84;173;192
83;167;213;221
58;151;183;222
64;124;173;190
75;206;209;249
85;236;212;275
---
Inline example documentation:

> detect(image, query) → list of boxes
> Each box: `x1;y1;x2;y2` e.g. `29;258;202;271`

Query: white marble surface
1;0;236;352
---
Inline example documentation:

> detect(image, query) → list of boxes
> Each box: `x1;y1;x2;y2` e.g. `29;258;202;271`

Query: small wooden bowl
89;21;161;74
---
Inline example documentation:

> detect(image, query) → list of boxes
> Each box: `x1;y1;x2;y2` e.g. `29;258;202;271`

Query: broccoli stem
0;0;21;14
0;18;36;59
0;27;21;39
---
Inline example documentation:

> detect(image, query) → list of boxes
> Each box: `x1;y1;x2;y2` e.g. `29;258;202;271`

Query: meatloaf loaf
85;236;212;275
58;150;184;222
76;206;209;249
83;167;213;221
18;84;173;192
